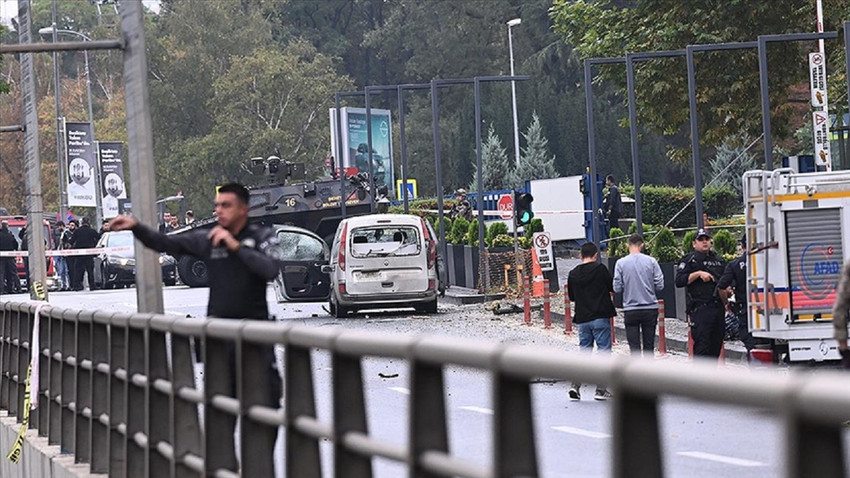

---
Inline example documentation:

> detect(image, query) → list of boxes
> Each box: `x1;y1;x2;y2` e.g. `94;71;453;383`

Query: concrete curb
0;412;103;478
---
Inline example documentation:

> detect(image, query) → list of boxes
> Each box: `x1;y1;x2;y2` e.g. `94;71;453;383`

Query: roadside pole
18;0;48;301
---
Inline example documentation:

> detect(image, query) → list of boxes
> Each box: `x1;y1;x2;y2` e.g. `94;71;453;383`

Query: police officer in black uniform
718;236;755;357
676;228;727;358
109;182;281;475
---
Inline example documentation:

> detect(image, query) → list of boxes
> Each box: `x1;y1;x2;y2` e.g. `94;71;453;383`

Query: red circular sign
497;195;513;220
534;233;550;249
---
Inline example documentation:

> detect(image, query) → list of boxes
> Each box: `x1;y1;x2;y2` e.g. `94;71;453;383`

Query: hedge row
619;185;740;228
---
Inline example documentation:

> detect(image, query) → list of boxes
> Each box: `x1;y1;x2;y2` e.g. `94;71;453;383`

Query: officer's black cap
695;228;711;240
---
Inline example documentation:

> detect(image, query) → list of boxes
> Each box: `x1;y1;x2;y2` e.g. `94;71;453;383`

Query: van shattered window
350;226;420;257
277;231;326;261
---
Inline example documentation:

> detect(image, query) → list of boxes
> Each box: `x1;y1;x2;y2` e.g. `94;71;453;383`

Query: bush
518;236;532;249
620;185;740;227
607;227;627;258
487;222;509;247
682;230;697;253
449;217;469;245
466;219;480;246
524;217;544;240
490;234;514;248
712;229;737;259
648;227;681;263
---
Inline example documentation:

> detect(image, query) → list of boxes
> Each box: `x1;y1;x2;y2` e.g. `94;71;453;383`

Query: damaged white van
324;214;440;317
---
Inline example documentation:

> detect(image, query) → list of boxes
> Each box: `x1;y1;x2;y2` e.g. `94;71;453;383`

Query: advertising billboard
98;142;128;219
330;107;395;196
65;121;96;207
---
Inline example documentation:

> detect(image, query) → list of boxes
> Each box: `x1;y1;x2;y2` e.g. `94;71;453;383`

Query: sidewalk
446;284;748;360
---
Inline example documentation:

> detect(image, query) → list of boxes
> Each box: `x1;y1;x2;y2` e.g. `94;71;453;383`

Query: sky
0;0;160;27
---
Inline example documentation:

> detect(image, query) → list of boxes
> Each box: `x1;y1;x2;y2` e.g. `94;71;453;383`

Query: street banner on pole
65;122;96;206
809;52;831;169
98;142;127;218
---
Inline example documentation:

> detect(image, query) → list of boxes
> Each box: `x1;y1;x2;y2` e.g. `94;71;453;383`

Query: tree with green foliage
550;0;850;163
469;124;513;191
509;112;559;188
707;135;759;197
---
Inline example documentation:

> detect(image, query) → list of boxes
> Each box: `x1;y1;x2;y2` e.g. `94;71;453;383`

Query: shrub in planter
712;229;737;260
466;219;480;246
682;230;697;253
450;217;469;245
490;234;514;248
524;217;544;240
487;222;509;247
607;227;627;258
518;236;532;249
648;227;681;263
441;216;452;237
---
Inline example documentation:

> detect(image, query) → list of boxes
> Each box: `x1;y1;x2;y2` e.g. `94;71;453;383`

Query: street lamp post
507;18;522;167
39;26;101;226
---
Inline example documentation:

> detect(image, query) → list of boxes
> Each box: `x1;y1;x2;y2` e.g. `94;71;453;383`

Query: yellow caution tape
6;362;32;463
31;281;46;301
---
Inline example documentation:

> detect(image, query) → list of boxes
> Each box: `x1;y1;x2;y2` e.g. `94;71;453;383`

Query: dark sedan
93;231;177;289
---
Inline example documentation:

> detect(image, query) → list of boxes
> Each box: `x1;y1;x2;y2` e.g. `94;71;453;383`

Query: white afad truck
744;168;846;364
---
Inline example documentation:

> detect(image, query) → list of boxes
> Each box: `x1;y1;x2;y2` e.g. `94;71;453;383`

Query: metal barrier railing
1;300;848;478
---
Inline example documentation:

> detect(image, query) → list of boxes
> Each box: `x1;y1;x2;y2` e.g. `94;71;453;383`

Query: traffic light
514;191;534;226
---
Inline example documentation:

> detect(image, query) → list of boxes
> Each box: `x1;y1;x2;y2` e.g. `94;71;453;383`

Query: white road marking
551;426;611;439
677;451;765;467
388;387;410;395
459;406;493;415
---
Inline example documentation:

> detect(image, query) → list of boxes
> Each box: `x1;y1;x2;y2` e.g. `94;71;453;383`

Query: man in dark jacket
604;175;622;231
71;217;101;290
676;228;727;358
567;242;616;401
718;237;755;358
64;220;78;289
0;221;20;293
109;182;282;474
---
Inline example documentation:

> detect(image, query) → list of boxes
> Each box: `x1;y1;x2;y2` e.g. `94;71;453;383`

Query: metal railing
0;300;848;478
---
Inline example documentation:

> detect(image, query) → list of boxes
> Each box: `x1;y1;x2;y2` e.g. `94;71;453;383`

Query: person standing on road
64;220;78;290
718;237;755;360
0;221;20;293
676;229;727;358
17;225;29;287
831;260;850;368
604;175;622;232
613;233;664;357
109;182;282;474
53;221;71;291
71;217;101;291
567;242;615;401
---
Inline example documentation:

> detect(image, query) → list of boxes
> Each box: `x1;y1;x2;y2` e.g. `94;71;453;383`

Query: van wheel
330;297;350;318
418;298;438;314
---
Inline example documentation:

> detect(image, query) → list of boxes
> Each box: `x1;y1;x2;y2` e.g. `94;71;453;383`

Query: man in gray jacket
613;233;664;356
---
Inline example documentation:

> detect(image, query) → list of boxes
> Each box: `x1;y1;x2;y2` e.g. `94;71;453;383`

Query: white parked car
324;214;442;317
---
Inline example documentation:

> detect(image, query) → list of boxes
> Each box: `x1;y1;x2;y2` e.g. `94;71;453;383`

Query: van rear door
346;224;427;295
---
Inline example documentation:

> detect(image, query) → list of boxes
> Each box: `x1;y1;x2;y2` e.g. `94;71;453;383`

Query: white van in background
324;214;440;317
